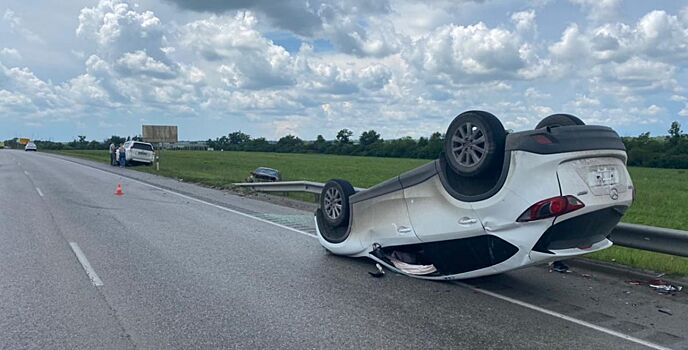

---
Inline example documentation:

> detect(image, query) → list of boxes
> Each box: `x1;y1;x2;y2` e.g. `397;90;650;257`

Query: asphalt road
1;150;687;349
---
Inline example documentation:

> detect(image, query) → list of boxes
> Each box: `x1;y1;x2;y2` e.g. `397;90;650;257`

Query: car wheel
536;113;585;129
444;110;506;177
320;179;355;228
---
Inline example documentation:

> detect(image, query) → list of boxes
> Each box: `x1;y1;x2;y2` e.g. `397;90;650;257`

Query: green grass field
56;149;688;276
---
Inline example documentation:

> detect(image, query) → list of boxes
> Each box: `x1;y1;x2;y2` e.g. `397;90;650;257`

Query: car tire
536;114;585;129
320;179;355;228
444;110;506;177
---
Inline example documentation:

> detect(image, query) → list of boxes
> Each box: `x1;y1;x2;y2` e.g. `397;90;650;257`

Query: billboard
19;138;30;145
142;125;178;143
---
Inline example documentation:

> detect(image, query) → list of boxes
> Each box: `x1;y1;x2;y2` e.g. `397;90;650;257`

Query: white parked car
123;141;155;165
24;142;37;151
316;111;633;280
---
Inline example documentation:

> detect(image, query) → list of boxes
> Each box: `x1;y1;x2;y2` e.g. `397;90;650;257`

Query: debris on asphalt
624;279;683;295
368;263;385;278
581;273;592;279
648;279;683;295
549;260;571;273
658;308;673;316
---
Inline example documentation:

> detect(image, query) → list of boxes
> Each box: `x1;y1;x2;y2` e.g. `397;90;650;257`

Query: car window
132;143;154;151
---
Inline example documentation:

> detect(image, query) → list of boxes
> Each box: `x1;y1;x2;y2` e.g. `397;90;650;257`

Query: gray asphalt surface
1;150;687;349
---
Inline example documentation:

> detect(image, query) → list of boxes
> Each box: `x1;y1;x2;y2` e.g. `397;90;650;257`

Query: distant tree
417;132;443;159
359;130;381;147
69;135;89;149
336;129;353;144
105;135;126;146
310;134;328;153
385;136;417;158
417;136;428;148
247;137;272;152
276;135;304;153
228;131;251;145
87;140;101;149
217;136;229;150
668;121;683;145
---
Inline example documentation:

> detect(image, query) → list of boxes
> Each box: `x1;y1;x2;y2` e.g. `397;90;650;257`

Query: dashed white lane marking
46;153;666;349
35;187;44;197
69;242;104;287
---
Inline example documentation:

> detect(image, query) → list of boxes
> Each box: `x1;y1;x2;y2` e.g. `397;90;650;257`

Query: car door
403;175;486;242
349;177;419;248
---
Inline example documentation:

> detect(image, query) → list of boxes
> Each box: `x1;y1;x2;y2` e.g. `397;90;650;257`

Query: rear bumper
533;205;626;253
127;154;154;163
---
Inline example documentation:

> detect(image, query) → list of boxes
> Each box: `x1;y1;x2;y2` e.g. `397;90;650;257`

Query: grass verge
55;149;688;276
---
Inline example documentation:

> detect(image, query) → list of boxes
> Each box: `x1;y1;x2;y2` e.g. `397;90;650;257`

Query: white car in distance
123;141;155;165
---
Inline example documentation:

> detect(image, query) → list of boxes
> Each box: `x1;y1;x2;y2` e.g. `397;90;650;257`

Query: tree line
205;129;445;159
625;121;688;168
2;135;142;151
4;121;687;169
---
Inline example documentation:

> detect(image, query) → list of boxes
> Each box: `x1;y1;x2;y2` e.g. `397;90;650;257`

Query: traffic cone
115;183;124;196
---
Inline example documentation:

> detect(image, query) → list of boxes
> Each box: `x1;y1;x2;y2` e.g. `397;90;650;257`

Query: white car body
316;123;633;280
124;141;155;164
24;142;37;151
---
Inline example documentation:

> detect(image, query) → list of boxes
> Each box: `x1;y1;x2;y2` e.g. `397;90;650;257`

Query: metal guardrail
234;181;330;194
234;181;688;257
233;181;366;194
610;223;688;257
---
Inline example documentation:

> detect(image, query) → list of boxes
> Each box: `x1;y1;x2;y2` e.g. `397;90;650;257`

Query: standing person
118;144;126;168
109;142;116;166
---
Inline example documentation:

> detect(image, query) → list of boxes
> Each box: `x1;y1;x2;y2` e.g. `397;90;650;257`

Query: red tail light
517;196;585;222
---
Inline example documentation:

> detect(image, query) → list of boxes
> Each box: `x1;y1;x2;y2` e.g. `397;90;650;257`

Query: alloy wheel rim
324;187;343;220
451;121;487;168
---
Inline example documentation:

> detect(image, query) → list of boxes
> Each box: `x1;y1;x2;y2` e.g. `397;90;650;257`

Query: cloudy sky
1;0;687;141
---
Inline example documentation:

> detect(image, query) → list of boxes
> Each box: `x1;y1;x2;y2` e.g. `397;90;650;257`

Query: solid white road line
35;187;44;197
141;182;317;239
455;283;670;350
48;153;666;349
69;242;104;287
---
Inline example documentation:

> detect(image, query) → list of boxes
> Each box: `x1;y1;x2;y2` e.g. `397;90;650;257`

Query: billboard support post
142;125;178;172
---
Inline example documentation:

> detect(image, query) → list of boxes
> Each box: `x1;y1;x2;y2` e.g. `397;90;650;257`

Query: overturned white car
315;111;634;280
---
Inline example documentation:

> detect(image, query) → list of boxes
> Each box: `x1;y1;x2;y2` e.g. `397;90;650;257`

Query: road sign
142;125;178;144
19;138;30;145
